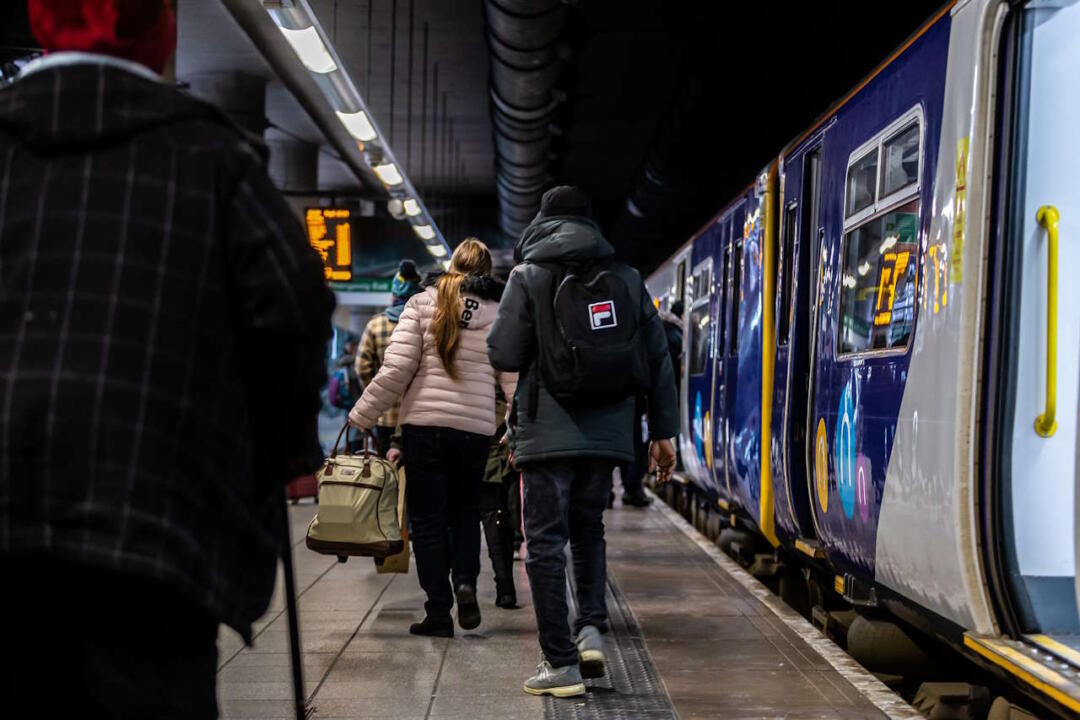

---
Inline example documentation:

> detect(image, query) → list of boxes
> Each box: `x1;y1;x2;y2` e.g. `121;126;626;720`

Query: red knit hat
27;0;177;75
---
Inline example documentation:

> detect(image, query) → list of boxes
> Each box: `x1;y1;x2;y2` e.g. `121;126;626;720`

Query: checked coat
0;58;334;638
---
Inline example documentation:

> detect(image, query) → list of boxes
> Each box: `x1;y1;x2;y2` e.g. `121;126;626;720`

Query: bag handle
330;422;376;459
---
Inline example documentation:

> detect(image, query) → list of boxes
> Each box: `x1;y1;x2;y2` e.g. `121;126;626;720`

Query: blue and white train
646;0;1080;714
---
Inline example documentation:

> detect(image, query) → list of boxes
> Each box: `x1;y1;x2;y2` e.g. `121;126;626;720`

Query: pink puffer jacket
349;274;516;437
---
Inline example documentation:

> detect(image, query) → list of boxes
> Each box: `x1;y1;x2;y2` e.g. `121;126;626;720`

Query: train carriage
645;0;1080;714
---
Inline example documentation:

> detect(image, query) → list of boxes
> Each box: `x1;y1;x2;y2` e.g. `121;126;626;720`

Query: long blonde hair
432;237;492;377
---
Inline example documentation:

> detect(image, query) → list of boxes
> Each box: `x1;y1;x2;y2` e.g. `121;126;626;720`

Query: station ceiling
1;0;946;273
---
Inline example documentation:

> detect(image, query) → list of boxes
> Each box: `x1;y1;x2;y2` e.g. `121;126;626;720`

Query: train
645;0;1080;715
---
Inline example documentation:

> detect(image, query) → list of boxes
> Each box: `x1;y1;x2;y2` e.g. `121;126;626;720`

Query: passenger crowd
0;0;678;716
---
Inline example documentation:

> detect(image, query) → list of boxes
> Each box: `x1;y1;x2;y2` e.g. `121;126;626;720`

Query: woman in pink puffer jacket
349;238;516;637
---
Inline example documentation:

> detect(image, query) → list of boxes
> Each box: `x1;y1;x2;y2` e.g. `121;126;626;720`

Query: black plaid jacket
0;62;334;638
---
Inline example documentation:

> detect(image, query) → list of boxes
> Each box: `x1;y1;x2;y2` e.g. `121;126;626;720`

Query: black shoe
455;584;481;630
622;491;653;508
410;616;454;637
495;588;518;609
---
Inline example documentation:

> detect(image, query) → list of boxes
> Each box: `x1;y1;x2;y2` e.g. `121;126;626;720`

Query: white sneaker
576;625;606;679
523;660;586;698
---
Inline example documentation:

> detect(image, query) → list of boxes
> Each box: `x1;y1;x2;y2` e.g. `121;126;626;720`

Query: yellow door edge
759;163;780;548
963;635;1080;713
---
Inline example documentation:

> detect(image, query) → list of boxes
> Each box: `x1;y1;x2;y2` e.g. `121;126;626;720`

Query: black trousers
521;458;613;667
402;424;489;618
1;556;218;719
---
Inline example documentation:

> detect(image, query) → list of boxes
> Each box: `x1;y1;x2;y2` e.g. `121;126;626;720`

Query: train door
772;145;823;542
991;0;1080;642
724;202;748;509
684;234;720;493
712;218;732;498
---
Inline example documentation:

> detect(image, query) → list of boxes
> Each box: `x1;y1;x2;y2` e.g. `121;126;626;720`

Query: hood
0;62;258;153
419;273;506;330
514;216;615;265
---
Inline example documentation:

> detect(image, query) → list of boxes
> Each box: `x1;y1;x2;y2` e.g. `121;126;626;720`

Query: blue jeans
402;425;489;619
522;458;613;667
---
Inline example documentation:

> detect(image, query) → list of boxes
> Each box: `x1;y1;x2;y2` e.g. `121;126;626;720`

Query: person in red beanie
27;0;177;75
0;1;335;718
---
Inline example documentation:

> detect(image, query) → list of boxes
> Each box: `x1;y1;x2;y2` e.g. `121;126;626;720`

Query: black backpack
528;260;651;418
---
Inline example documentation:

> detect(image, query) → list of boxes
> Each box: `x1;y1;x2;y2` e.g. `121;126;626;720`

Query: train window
845;150;877;217
881;122;920;198
688;304;710;375
837;198;920;355
777;203;797;346
730;240;742;355
676;259;687;306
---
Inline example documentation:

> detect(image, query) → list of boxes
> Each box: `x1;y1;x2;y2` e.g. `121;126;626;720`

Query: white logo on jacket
459;297;480;328
588;300;617;330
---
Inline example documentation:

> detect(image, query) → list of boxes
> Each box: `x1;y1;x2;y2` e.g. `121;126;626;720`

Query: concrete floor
216;490;898;719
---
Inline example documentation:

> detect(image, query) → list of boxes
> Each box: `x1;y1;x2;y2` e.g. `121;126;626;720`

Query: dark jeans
402;424;489;618
1;556;218;719
522;458;613;668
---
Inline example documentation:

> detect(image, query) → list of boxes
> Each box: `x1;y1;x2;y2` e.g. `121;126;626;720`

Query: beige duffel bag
306;424;404;561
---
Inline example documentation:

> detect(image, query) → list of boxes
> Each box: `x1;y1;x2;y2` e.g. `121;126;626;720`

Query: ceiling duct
484;0;565;239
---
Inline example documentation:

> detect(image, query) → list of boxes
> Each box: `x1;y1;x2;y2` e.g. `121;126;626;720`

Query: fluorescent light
413;224;435;240
842;274;857;289
857;261;871;276
374;163;403;186
336;110;376;141
279;26;337;74
427;243;448;258
441;260;451;270
403;198;421;216
879;235;898;254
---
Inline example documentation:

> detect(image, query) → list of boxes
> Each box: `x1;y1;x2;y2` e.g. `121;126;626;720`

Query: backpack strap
524;261;560;422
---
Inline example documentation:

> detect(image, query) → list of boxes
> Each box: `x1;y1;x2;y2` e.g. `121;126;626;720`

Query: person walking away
617;394;652;507
661;300;684;380
350;239;516;637
356;259;423;456
481;385;518;609
0;2;334;717
488;186;678;698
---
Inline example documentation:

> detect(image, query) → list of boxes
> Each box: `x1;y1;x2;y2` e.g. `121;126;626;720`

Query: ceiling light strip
265;0;450;259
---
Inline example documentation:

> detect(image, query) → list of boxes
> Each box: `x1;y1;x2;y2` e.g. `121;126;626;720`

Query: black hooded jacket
487;216;678;464
0;59;334;638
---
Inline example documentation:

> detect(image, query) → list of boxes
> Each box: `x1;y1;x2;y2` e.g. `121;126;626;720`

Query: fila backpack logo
588;300;617;330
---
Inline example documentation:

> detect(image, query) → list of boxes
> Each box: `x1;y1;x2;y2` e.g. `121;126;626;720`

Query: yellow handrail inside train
1034;205;1059;438
759;165;780;547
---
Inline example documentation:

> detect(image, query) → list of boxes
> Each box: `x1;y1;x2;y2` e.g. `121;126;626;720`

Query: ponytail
431;237;492;377
432;272;465;377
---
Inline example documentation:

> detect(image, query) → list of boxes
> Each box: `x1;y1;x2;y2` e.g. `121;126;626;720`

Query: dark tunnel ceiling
551;0;948;272
1;1;948;273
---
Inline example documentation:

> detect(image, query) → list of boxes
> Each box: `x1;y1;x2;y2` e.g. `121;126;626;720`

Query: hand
649;438;676;485
387;448;402;465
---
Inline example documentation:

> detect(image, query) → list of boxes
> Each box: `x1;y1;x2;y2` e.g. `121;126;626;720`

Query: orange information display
306;208;353;282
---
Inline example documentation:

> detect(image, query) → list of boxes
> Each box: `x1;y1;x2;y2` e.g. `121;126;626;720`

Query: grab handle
1034;205;1060;438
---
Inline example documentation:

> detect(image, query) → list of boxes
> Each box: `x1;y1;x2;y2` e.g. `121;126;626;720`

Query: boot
482;510;518;609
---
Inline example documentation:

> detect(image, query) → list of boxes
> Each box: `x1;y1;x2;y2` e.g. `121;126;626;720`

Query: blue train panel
809;12;950;577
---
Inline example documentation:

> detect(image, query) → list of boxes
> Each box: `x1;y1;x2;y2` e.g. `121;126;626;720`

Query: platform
216;493;918;719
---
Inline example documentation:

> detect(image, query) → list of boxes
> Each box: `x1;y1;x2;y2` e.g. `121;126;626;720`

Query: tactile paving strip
544;571;679;720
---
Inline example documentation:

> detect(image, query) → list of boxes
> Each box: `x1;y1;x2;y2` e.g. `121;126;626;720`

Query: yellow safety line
963;636;1080;713
1028;634;1080;668
759;164;780;548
